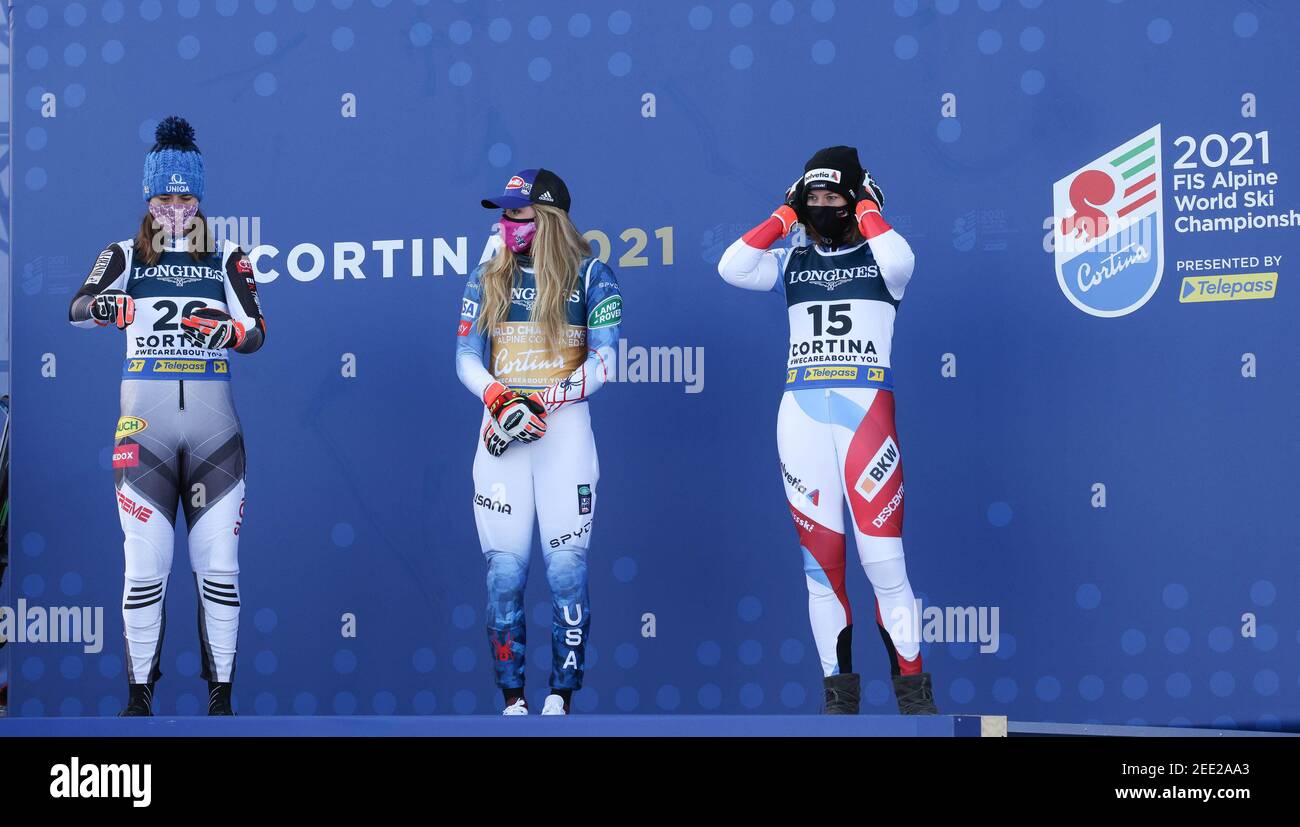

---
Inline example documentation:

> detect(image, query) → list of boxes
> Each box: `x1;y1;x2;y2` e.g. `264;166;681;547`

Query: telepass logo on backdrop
1053;125;1165;318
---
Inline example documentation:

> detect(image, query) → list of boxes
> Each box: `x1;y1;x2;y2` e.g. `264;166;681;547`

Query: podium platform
0;713;1006;738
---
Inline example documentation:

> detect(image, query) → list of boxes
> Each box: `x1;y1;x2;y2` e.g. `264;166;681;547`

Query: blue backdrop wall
5;0;1297;728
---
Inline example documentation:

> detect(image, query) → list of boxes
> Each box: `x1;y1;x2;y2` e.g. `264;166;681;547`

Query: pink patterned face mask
149;201;199;239
500;216;536;253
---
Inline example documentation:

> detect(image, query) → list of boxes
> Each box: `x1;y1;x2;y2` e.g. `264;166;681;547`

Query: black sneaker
118;682;155;717
822;673;861;714
892;672;939;715
207;682;235;716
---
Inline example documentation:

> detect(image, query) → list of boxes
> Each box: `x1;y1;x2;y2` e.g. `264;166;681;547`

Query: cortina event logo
1054;124;1164;318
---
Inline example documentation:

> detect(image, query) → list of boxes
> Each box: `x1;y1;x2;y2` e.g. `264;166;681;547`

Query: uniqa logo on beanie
142;116;205;202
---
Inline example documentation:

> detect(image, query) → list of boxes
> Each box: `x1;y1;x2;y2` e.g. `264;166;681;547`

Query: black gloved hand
181;307;245;350
89;290;135;329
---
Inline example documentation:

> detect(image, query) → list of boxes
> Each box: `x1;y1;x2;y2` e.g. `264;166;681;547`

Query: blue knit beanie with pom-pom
142;116;204;202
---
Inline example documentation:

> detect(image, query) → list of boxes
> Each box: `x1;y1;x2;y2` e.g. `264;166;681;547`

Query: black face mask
804;205;852;243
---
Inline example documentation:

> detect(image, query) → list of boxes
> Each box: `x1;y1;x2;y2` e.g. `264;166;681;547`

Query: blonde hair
476;204;592;357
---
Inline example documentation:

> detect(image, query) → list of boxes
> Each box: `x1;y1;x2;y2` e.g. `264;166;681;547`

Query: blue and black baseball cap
481;167;571;212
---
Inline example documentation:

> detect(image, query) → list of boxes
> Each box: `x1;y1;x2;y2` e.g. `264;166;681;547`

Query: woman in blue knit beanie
140;115;207;259
68;117;268;717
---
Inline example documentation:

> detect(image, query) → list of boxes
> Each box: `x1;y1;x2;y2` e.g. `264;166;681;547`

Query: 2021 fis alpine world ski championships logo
1053;124;1164;318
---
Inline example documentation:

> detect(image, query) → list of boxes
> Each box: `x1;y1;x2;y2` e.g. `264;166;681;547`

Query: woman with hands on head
718;146;938;716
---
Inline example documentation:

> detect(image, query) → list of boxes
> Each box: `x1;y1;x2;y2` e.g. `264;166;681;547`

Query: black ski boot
118;682;155;717
207;681;235;716
892;672;939;715
822;673;861;714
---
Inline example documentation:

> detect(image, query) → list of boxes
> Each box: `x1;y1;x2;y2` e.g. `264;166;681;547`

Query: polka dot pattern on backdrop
1147;18;1173;45
608;52;632;77
1233;12;1258;38
569;14;592;37
1076;583;1101;610
609;10;633;35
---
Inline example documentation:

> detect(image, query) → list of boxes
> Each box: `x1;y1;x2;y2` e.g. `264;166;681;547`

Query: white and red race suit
718;207;926;679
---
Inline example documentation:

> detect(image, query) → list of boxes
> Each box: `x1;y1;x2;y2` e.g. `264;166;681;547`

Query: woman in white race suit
69;117;267;717
456;168;622;716
718;146;938;715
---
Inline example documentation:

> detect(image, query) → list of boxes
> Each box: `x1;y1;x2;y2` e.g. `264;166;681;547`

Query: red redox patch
112;443;140;468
